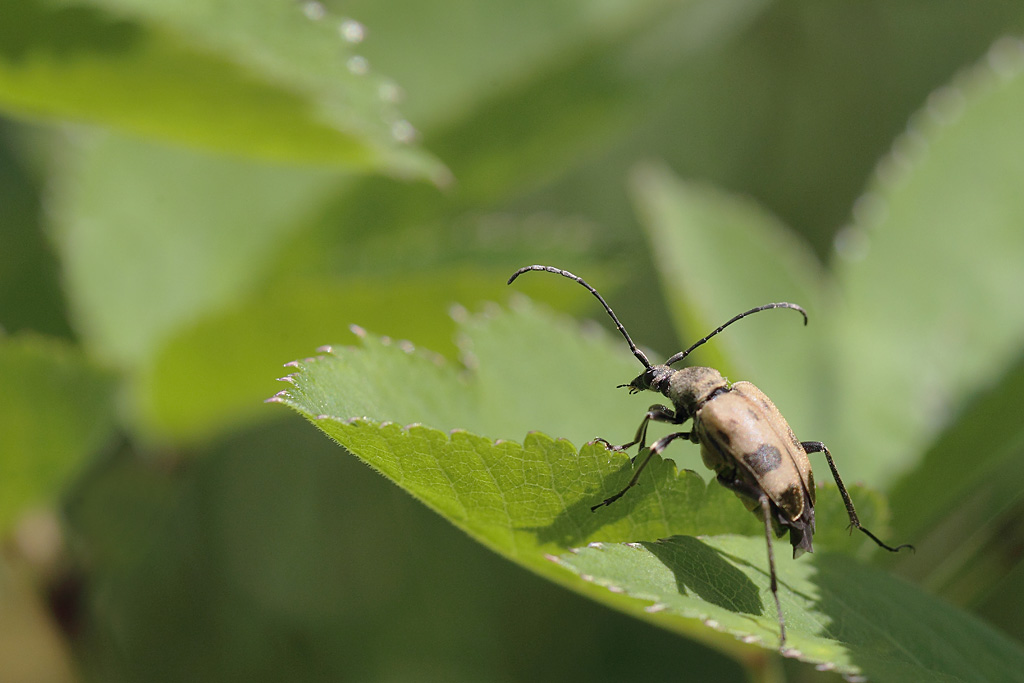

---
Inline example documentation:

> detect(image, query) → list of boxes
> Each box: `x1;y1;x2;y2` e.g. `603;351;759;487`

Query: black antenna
664;303;807;367
508;265;652;369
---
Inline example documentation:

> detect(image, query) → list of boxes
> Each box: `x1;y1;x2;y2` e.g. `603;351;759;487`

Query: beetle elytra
508;264;913;649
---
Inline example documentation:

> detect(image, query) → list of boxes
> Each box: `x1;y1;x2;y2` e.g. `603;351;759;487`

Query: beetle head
621;364;672;395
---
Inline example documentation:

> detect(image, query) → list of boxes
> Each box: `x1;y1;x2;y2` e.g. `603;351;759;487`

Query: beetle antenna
664;303;807;367
508;265;652;369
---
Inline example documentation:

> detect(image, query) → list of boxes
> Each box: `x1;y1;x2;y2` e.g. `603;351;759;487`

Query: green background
3;1;1024;681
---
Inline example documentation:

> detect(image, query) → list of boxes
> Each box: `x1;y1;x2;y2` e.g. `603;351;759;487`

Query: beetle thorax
666;365;727;415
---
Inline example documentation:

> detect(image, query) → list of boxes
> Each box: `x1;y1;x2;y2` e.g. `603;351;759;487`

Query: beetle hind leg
757;492;787;649
802;441;915;553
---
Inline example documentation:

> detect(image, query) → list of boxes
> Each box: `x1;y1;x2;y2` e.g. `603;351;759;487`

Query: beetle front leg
802;441;914;553
591;430;690;511
595;404;678;454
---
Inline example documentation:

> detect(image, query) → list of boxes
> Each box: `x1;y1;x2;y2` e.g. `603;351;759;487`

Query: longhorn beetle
508;264;913;649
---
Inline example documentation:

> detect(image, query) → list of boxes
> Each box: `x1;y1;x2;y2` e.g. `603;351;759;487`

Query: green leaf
272;301;957;672
0;334;117;531
0;134;70;337
555;536;1024;682
273;298;643;444
832;39;1024;486
48;132;340;366
0;0;444;178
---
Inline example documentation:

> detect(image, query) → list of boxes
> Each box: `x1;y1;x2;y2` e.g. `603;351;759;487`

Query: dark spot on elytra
715;429;732;447
746;409;760;422
743;443;782;476
777;484;803;518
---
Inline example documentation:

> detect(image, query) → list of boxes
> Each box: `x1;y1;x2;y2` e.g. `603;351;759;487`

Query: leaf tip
316;344;335;354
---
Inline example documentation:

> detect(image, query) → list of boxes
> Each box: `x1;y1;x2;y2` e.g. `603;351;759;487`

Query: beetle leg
595;404;677;454
714;473;787;648
591;430;689;511
757;492;787;649
802;441;914;553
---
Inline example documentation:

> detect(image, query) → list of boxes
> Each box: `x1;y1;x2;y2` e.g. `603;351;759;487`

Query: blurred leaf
0;0;444;178
337;0;690;128
975;548;1024;644
630;164;828;439
137;271;512;442
832;39;1024;486
279;0;771;278
885;351;1024;599
48;132;341;366
0;334;117;531
556;536;1024;682
633;4;1024;255
272;302;923;669
0;127;70;337
889;350;1024;541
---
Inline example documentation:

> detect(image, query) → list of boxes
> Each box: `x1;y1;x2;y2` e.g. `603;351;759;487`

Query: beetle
508;264;913;649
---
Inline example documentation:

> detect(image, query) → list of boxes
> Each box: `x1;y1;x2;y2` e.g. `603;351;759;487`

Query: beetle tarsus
857;526;915;553
591;492;626;512
594;437;628;452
